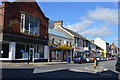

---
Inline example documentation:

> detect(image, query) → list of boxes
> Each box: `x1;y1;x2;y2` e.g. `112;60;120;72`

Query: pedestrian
96;58;99;67
94;58;97;68
94;57;99;68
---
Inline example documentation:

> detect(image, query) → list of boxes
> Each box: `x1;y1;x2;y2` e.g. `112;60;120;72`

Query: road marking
33;68;67;73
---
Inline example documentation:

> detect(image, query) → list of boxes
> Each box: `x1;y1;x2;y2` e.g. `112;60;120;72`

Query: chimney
54;21;63;27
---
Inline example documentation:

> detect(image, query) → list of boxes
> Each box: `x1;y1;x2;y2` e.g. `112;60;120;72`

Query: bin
66;57;71;63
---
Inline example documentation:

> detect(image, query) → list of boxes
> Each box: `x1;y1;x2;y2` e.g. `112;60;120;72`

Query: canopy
50;44;73;50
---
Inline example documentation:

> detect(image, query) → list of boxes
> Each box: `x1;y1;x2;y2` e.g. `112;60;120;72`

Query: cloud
64;7;117;38
80;26;113;37
87;7;118;25
65;20;94;32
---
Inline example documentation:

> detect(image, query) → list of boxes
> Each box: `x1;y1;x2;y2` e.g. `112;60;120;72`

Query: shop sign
84;47;89;50
74;47;84;52
20;49;24;53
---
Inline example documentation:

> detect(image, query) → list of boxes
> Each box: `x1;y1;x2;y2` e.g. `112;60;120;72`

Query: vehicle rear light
78;58;81;60
73;58;81;60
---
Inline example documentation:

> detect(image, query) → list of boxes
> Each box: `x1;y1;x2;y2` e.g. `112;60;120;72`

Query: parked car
96;57;100;61
86;57;93;63
100;57;107;61
115;57;120;72
109;57;114;60
73;55;86;63
106;58;109;61
113;57;117;60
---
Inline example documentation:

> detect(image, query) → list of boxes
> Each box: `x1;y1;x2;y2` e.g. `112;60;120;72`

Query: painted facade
49;29;73;62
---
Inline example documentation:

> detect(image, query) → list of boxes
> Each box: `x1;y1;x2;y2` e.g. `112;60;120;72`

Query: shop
0;34;49;62
73;47;85;57
49;44;73;62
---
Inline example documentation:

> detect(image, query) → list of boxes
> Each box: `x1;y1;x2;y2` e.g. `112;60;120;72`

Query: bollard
94;60;97;68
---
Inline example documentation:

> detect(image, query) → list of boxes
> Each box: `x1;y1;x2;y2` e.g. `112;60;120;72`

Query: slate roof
63;27;87;40
49;28;70;39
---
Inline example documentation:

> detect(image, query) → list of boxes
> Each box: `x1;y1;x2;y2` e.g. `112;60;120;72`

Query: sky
38;2;119;46
0;1;119;46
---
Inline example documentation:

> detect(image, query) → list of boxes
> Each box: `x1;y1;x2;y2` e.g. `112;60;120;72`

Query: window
38;45;44;58
74;39;76;43
1;43;9;58
52;38;55;44
20;13;40;35
64;40;67;44
70;42;72;46
66;41;69;46
58;39;61;45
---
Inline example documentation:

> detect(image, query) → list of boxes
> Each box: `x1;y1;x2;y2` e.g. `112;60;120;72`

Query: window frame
20;13;40;36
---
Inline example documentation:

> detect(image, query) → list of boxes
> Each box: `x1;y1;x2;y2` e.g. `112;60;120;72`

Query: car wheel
79;61;83;64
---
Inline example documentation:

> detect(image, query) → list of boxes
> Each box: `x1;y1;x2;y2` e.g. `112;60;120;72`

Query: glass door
56;51;61;60
29;48;34;62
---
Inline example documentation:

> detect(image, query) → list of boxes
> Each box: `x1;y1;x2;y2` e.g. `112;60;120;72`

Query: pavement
0;61;70;67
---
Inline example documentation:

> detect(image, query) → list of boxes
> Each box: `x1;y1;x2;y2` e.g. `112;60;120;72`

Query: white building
94;37;110;58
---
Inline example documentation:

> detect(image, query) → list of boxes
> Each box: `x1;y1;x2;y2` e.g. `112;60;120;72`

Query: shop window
23;44;29;59
1;43;9;58
56;51;61;60
38;45;44;58
51;51;56;60
20;13;40;36
15;43;25;59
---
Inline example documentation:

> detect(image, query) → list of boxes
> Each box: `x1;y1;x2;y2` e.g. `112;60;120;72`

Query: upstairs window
58;39;61;45
70;42;72;46
64;40;67;45
20;13;40;36
66;41;69;46
52;38;55;44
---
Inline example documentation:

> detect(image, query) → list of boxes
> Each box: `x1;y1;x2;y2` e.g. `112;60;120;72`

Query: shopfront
0;34;48;62
73;47;85;57
50;44;73;62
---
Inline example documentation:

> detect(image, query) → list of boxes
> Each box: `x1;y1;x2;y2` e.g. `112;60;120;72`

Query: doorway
29;48;34;62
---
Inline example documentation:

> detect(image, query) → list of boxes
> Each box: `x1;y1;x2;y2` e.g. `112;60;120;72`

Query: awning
50;44;73;50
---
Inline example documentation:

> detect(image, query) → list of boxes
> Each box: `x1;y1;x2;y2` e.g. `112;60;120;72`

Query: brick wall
2;2;49;40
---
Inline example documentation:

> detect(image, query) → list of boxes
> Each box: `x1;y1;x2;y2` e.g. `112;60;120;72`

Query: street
1;60;120;80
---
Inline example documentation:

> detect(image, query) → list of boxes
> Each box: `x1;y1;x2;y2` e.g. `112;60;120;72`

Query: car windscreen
74;56;82;58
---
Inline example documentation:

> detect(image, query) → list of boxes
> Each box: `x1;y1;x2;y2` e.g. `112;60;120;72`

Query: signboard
74;47;84;52
84;47;89;51
20;49;24;53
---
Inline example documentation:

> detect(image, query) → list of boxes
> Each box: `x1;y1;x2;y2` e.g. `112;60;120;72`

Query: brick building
0;1;49;62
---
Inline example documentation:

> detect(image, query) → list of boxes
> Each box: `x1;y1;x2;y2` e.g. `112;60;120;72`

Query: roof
63;27;87;40
49;29;70;39
110;43;117;48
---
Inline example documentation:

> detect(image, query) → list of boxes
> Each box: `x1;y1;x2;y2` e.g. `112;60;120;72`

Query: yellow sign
56;45;72;50
50;44;72;50
92;49;95;51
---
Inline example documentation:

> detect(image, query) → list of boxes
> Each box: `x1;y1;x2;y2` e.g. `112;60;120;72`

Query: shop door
29;48;34;62
56;52;61;60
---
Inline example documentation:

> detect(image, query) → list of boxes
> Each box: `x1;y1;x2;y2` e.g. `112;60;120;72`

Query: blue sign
20;49;24;53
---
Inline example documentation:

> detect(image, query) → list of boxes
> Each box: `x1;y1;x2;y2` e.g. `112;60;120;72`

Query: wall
49;34;73;46
94;37;106;51
2;2;49;40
